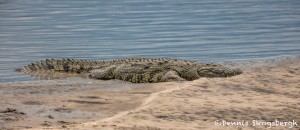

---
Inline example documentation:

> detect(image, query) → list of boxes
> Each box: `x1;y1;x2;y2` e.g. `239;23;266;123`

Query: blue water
0;0;300;82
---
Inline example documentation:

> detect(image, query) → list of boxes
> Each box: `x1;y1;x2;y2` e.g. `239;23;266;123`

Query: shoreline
1;55;299;84
1;56;299;130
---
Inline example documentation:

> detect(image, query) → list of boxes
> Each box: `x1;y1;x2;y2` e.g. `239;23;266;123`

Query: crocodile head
197;64;242;77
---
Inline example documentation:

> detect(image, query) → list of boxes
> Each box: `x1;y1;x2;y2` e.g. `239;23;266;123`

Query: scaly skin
16;58;242;83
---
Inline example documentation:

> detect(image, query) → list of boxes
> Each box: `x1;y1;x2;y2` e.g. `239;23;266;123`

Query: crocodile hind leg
87;65;116;80
160;70;186;82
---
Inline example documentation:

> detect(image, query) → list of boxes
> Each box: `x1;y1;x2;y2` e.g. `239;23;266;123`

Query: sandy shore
0;56;299;130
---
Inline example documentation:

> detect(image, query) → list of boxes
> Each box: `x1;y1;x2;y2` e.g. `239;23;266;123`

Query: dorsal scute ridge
17;57;198;72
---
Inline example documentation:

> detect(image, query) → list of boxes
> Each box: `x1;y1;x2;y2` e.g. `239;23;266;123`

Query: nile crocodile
16;58;242;83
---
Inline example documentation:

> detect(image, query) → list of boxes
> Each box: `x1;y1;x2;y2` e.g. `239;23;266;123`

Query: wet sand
1;56;299;130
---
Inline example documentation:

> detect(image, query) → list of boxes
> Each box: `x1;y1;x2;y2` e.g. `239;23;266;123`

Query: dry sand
0;56;299;130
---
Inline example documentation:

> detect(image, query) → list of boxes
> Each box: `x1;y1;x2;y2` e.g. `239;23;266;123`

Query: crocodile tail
16;58;99;73
16;59;55;72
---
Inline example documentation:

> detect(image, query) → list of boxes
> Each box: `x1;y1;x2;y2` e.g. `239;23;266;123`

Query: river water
0;0;300;82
